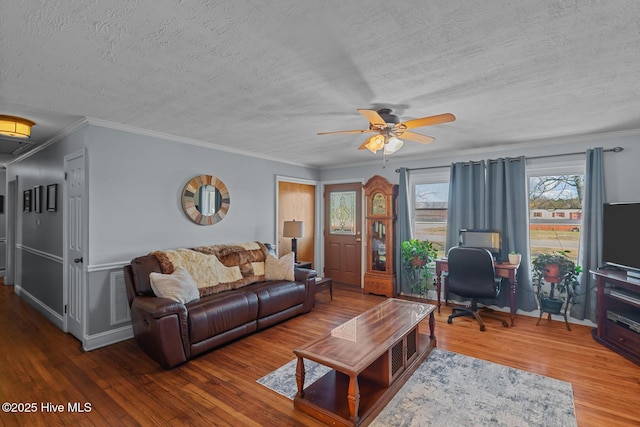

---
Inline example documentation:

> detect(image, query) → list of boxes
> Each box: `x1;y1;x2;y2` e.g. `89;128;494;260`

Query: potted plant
508;251;521;265
532;251;582;323
401;239;438;300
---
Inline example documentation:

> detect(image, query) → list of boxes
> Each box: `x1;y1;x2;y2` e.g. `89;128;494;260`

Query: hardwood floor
1;283;639;426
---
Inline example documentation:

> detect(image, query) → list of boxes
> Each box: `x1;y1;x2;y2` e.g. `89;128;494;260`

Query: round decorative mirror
181;175;230;225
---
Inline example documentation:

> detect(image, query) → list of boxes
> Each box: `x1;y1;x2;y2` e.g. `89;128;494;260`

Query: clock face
372;193;386;215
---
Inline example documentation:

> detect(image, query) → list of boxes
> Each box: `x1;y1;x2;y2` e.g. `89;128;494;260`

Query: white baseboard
14;284;64;329
83;325;133;351
14;284;134;350
403;290;597;328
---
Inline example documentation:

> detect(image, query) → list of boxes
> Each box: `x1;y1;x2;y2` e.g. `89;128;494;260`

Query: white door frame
5;177;17;285
275;175;320;268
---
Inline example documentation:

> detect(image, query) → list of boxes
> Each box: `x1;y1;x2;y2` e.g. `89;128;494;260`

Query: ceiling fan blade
402;131;435;144
317;129;374;136
400;113;456;130
357;109;386;126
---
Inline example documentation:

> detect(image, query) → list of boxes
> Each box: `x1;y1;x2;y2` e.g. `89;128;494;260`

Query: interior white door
64;151;85;340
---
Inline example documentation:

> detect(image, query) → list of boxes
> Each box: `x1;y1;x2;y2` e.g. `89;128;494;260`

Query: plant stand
536;296;571;331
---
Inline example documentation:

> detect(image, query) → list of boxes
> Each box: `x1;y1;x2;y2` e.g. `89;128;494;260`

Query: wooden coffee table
293;298;436;426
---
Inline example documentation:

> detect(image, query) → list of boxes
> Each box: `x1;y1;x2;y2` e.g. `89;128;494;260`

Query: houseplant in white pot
508;251;521;265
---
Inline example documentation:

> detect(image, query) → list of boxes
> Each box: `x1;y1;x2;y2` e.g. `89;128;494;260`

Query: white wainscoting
110;270;131;326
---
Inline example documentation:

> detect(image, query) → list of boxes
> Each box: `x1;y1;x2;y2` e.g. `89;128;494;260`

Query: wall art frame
34;185;43;213
23;189;32;212
47;184;58;212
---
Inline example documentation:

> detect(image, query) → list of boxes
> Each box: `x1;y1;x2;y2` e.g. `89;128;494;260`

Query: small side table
295;261;312;269
314;277;333;301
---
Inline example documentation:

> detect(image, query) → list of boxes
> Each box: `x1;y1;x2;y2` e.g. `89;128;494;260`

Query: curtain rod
395;146;624;173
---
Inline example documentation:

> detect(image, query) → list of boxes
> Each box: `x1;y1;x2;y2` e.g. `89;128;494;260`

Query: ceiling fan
317;108;456;155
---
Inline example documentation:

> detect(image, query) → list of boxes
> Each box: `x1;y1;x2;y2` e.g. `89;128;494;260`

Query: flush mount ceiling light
0;115;36;138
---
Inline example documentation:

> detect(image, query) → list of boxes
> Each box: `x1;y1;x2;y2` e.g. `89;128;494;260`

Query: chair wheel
447;318;452;324
502;321;509;327
479;325;485;332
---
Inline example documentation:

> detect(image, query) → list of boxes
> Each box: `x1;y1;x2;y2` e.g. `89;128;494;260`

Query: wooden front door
324;182;362;286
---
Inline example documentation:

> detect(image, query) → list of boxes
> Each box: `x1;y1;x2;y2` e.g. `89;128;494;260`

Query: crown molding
5;116;638;170
2;118;89;167
84;117;313;169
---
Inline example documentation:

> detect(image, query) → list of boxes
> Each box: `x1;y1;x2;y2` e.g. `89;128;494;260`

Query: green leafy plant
401;239;438;299
532;251;582;311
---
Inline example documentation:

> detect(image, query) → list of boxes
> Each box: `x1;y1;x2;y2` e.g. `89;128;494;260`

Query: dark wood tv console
591;268;640;366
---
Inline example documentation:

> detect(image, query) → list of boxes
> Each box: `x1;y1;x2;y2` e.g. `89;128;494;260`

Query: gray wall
6;131;81;317
85;125;319;265
7;122;320;347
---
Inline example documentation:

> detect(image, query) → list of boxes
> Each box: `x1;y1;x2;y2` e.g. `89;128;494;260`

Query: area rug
257;348;577;426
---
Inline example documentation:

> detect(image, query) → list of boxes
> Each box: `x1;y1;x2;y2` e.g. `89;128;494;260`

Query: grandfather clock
363;175;398;297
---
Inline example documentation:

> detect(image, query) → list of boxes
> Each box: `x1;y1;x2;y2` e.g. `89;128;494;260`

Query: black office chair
446;246;509;331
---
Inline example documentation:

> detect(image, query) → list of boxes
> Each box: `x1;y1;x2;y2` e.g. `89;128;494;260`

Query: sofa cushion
130;255;162;296
252;280;306;318
264;252;295;281
149;267;200;304
187;292;259;344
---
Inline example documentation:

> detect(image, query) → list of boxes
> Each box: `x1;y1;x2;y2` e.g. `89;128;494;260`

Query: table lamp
283;219;304;263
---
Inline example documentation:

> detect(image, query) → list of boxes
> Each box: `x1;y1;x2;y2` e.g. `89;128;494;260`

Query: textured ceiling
1;1;639;168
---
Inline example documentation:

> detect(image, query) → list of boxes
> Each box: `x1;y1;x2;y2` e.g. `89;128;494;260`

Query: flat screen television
603;202;640;277
459;229;501;256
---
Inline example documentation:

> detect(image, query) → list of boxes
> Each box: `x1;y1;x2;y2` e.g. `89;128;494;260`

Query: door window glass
329;191;356;235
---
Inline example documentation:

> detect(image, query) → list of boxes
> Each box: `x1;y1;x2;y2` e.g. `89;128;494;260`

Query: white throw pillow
265;252;295;281
149;267;200;303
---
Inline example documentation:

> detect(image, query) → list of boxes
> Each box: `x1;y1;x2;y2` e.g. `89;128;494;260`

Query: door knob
356;238;361;242
74;257;83;263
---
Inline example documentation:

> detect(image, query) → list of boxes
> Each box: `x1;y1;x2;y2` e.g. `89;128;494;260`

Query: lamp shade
364;135;385;154
0;115;35;138
283;220;304;238
384;136;404;154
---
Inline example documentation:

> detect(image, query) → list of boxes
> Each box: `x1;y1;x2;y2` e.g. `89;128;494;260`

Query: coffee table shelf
293;299;436;427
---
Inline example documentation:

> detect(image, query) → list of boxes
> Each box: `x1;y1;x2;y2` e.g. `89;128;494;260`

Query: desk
435;258;519;326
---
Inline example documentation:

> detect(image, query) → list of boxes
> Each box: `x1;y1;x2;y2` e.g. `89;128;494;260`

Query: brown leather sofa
123;243;316;369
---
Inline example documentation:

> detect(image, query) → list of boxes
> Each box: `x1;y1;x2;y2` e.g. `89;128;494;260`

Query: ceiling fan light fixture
365;134;385;153
384;136;404;155
0;115;36;138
